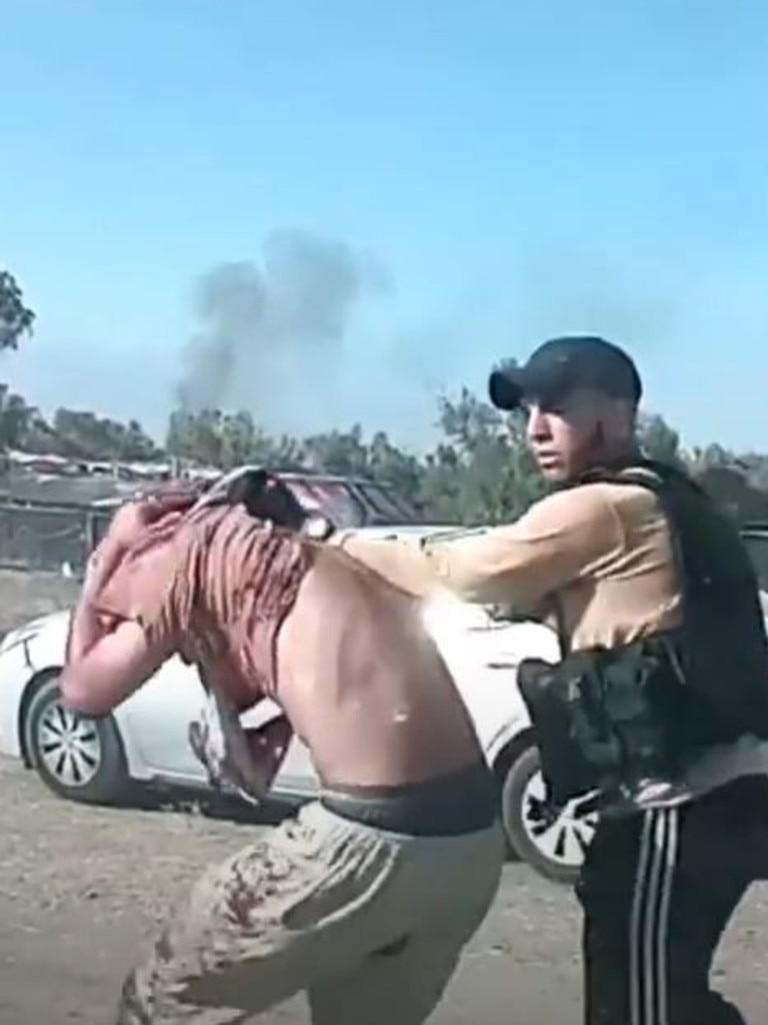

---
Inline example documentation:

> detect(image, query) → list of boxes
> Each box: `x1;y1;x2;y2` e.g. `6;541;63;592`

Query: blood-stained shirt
93;504;314;799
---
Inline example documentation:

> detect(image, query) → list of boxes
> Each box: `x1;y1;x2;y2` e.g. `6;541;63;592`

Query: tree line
2;268;767;525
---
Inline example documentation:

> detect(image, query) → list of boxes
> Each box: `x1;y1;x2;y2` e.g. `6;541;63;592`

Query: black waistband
319;763;499;837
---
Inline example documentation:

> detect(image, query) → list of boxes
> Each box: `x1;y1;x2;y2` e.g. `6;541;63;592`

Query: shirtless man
60;470;504;1025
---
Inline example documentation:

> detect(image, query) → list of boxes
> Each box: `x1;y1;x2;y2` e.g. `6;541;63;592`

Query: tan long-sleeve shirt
336;481;683;652
338;481;768;804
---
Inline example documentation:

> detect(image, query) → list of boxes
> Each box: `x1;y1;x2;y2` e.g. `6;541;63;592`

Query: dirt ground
0;755;766;1025
0;569;767;1024
0;566;80;635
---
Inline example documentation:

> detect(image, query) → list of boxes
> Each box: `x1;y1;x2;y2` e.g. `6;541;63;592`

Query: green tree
50;408;161;461
0;385;36;450
302;425;370;476
119;419;162;461
166;408;224;466
156;392;768;528
419;389;547;524
366;430;424;502
637;412;684;467
0;271;35;350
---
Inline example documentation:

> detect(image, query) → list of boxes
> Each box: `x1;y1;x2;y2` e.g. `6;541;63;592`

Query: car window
355;482;422;524
282;479;364;529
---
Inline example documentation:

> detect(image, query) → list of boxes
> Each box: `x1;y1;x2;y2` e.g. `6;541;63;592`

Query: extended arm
338;487;620;612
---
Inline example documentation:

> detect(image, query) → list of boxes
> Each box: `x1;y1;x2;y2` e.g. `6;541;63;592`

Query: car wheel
24;673;129;805
500;743;598;885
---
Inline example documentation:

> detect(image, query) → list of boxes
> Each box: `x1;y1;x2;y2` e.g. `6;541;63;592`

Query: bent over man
341;336;768;1025
60;471;504;1025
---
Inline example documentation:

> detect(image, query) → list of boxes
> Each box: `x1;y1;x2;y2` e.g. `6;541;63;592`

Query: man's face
524;388;608;482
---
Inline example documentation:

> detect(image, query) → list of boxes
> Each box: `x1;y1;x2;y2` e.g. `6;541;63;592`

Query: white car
2;520;767;886
0;524;597;885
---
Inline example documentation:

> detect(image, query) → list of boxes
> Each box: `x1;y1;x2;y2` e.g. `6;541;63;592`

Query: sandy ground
0;568;767;1024
0;567;80;636
0;755;766;1025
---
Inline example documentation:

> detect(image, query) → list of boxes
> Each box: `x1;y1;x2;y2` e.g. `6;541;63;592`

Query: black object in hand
210;467;336;538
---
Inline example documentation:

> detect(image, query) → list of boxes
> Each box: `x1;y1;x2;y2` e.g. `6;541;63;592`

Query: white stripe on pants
629;808;681;1025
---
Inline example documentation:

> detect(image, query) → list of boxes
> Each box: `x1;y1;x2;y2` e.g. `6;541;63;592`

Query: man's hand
61;619;171;717
191;467;336;539
243;716;293;775
188;691;292;802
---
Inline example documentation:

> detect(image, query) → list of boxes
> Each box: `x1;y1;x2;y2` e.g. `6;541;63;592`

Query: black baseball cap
488;335;642;412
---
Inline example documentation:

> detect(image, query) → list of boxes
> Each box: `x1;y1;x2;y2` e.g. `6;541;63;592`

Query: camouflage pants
115;801;504;1025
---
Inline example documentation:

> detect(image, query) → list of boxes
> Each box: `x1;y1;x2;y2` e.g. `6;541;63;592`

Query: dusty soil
0;756;766;1025
0;566;79;635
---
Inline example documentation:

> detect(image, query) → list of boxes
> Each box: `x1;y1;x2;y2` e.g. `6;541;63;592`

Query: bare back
275;543;485;789
147;506;486;792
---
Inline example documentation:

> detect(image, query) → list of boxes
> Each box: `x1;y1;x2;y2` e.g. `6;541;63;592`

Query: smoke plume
176;230;380;427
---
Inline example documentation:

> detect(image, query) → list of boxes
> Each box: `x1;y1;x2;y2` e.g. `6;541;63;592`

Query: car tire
500;743;596;886
24;673;130;805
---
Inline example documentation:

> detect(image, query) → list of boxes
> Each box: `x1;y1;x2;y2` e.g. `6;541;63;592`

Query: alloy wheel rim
36;701;102;788
520;769;597;869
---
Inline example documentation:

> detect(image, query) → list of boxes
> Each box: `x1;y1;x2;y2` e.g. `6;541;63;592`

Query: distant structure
0;450;220;509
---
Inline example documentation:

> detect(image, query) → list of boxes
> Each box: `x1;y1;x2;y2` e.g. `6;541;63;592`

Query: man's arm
66;494;192;664
338;486;621;611
66;544;126;664
60;620;172;717
192;645;290;800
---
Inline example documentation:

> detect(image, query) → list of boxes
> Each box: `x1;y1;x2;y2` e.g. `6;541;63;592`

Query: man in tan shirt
339;336;768;1025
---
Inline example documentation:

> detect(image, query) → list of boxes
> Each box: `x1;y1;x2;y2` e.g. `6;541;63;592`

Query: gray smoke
177;230;380;425
176;230;687;448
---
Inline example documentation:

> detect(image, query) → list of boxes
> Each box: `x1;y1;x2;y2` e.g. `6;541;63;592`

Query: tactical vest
517;457;768;808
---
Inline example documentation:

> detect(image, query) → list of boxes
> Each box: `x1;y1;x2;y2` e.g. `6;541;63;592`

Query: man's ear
611;398;637;440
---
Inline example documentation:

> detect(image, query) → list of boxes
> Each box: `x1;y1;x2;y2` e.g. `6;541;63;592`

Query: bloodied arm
65;547;117;666
60;619;175;717
66;491;199;665
190;644;293;800
61;499;190;715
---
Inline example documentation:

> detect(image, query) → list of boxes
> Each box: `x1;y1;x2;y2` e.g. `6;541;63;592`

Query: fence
0;500;112;574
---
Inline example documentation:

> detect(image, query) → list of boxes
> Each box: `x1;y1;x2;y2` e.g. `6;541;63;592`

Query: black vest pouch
517;653;607;808
518;640;680;810
597;638;682;784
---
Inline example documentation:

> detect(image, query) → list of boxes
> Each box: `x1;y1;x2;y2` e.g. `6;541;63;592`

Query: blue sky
2;0;767;451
